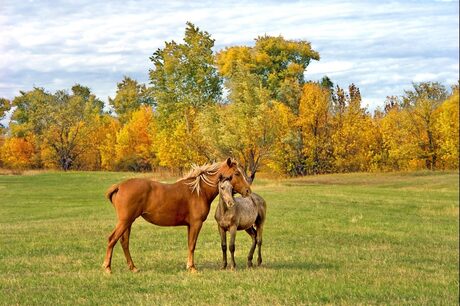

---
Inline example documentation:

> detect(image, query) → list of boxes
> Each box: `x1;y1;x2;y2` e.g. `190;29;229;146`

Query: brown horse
103;158;252;273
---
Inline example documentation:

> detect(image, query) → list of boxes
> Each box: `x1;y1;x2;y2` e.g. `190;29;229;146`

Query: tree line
0;22;458;175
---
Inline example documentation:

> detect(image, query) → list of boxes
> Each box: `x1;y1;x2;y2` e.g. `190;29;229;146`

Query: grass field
0;170;458;305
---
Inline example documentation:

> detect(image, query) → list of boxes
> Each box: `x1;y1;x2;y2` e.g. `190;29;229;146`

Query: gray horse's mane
178;162;222;195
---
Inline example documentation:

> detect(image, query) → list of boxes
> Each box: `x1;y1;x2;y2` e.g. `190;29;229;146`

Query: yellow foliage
39;142;58;169
265;102;299;175
115;106;157;170
154;120;206;172
434;90;459;169
378;108;424;171
298;83;332;173
0;136;37;169
75;115;120;170
99;117;120;171
216;46;253;76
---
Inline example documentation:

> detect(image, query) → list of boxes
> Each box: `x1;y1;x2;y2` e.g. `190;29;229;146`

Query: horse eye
235;172;240;176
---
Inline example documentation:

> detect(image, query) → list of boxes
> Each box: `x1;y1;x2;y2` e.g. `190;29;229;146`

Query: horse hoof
131;267;140;273
104;267;112;274
188;266;198;273
247;262;253;268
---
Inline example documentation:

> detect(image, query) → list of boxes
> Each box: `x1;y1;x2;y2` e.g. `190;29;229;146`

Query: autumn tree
217;35;320;113
433;88;459;169
0;98;11;167
331;84;377;172
115;106;157;171
199;60;277;175
10;85;104;170
216;35;320;176
197;85;275;176
298;82;333;174
402;82;448;170
148;22;221;170
108;76;151;124
264;102;300;176
377;99;419;170
149;22;221;128
97;115;121;171
0;98;11;131
0;135;38;170
74;114;119;170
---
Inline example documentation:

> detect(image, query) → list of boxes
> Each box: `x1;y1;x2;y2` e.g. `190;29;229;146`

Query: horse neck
200;177;219;204
216;195;226;215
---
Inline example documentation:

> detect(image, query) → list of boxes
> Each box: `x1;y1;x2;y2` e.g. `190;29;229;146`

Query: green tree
10;88;55;137
148;22;222;170
216;35;319;176
108;76;150;124
0;98;11;130
198;87;275;176
149;22;222;129
217;35;320;113
10;85;104;170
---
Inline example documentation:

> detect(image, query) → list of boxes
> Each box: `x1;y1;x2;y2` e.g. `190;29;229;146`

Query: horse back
110;178;153;218
249;193;266;224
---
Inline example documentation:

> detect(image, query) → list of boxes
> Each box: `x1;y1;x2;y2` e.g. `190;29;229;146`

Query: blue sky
1;0;458;112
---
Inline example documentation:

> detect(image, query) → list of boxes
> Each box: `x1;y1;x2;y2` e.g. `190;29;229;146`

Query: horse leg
218;225;228;269
102;220;131;273
229;226;237;270
245;227;257;268
186;221;203;272
120;224;138;273
256;224;264;266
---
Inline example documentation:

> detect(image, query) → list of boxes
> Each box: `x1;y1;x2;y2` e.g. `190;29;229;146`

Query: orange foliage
0;136;37;169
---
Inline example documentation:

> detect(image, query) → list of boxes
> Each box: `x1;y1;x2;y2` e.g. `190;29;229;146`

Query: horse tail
105;184;119;204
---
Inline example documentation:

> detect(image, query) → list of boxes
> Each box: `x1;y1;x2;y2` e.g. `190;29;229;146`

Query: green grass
0;170;458;305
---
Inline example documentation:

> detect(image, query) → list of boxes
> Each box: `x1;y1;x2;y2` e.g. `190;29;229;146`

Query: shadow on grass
190;260;339;272
265;261;339;271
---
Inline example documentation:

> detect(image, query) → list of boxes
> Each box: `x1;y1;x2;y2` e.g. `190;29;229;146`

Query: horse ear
219;173;224;181
227;175;233;181
226;157;233;167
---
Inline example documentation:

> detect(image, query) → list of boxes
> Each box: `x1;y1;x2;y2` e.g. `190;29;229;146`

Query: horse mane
178;162;223;195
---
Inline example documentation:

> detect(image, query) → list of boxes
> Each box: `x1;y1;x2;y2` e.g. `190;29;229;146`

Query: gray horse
215;175;266;270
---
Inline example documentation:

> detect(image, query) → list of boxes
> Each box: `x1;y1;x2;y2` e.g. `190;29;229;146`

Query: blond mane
178;162;223;195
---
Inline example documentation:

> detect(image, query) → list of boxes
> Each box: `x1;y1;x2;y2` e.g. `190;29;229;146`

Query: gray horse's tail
105;184;119;204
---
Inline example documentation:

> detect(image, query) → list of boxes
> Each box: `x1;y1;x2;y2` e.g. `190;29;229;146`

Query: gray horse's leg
218;226;227;269
245;227;257;268
256;224;263;266
229;226;237;270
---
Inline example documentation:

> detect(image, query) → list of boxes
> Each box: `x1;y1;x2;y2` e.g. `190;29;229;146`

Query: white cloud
413;73;440;83
0;0;458;111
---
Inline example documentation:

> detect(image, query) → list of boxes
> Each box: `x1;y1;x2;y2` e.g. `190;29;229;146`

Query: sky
1;0;459;114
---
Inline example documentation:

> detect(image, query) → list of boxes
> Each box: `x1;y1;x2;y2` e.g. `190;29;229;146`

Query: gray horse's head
218;175;236;208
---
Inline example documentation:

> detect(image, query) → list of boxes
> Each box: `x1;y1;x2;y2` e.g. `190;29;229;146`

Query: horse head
218;174;236;208
220;158;251;197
